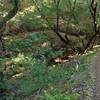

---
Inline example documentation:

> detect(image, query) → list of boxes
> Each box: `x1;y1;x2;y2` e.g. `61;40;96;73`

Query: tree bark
82;0;98;53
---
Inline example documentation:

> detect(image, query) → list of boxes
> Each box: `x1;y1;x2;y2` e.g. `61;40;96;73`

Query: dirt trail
95;53;100;99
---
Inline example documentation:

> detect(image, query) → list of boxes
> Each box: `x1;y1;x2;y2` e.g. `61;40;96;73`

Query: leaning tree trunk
0;0;19;56
82;0;98;53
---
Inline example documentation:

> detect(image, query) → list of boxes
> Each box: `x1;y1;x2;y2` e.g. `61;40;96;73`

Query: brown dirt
95;53;100;99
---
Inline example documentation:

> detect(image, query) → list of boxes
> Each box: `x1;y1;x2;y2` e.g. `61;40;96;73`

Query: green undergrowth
0;32;98;100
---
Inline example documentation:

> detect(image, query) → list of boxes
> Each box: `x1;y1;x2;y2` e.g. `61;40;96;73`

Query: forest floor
0;31;100;100
95;53;100;100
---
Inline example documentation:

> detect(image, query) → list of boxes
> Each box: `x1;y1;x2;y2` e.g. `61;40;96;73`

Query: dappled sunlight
93;45;100;48
12;6;36;20
23;6;35;12
4;36;15;42
81;44;100;57
0;0;99;99
54;57;68;63
41;42;49;48
12;53;25;63
93;45;100;51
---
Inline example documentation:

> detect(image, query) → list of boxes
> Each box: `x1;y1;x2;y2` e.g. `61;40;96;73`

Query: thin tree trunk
55;0;68;44
82;0;98;53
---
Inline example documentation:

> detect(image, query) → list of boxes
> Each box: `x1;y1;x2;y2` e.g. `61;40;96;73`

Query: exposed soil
95;54;100;99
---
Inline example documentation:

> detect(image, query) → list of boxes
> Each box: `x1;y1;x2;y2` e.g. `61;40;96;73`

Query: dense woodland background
0;0;100;100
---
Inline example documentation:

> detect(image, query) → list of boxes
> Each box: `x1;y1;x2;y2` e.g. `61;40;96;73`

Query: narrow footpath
95;54;100;100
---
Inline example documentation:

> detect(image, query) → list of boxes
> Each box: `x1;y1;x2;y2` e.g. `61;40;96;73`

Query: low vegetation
0;0;100;100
